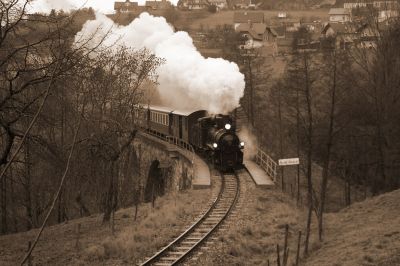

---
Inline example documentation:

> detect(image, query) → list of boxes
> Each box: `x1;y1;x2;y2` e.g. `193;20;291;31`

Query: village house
179;0;208;10
343;0;369;9
114;0;138;13
377;9;398;22
357;23;378;48
342;0;398;21
260;25;299;55
282;18;301;31
208;0;228;10
329;8;352;22
231;0;252;9
277;12;287;19
236;22;268;49
233;11;264;29
321;22;358;49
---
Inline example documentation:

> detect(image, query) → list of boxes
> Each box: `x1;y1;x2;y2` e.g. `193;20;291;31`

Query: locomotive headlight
224;123;231;130
213;143;218;148
240;141;245;147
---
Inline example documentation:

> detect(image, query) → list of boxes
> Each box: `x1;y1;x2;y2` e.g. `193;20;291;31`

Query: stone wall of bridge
117;132;195;203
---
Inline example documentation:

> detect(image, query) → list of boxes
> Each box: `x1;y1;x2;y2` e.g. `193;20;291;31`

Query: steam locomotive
135;105;244;171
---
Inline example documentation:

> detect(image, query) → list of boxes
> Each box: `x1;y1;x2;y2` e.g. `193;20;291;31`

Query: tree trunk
24;141;33;230
296;85;301;204
278;84;285;191
103;162;115;223
0;176;7;234
303;52;314;256
318;51;337;241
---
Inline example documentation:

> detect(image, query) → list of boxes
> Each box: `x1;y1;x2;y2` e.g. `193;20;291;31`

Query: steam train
135;105;244;171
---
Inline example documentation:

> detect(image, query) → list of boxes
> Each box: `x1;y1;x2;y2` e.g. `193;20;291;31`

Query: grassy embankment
189;183;400;266
0;189;212;265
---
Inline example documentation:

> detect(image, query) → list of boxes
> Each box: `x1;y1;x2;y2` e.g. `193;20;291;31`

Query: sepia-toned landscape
0;0;399;265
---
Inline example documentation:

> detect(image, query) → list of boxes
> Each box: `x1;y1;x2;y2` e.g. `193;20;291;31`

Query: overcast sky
29;0;178;14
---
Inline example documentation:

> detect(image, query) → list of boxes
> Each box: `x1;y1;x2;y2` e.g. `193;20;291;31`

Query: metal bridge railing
140;130;195;165
166;136;195;165
255;148;277;181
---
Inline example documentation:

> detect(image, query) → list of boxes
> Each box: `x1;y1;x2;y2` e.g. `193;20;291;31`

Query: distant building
329;8;351;22
114;0;138;13
208;0;228;10
373;0;398;9
179;0;208;10
230;0;251;9
321;22;357;49
277;12;287;18
236;22;268;48
357;23;378;48
282;18;301;31
233;11;264;29
378;9;398;21
343;0;369;9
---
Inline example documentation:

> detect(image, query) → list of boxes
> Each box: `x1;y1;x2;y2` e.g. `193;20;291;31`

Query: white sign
278;158;300;166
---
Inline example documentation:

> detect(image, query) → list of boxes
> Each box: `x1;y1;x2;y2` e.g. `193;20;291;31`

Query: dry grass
304;189;400;266
0;189;212;265
187;177;400;266
189;183;306;266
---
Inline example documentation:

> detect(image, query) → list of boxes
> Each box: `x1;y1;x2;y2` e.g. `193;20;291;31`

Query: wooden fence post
296;231;302;266
277;244;281;266
75;223;81;250
27;241;32;266
283;224;289;264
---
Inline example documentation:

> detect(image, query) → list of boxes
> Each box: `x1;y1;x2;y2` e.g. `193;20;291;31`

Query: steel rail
140;172;240;266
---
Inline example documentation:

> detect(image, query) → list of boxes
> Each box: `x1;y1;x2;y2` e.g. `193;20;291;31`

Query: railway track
140;172;240;266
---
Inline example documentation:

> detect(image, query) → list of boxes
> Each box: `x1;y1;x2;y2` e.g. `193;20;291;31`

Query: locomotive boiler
135;105;244;171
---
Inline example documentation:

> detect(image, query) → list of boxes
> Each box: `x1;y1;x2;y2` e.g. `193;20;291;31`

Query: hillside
0;190;212;265
304;189;400;266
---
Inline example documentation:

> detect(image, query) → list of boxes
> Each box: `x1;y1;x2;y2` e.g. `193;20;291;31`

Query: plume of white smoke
238;127;258;160
74;12;245;114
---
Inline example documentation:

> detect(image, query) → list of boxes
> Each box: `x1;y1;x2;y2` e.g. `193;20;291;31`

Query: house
179;0;208;10
282;18;301;31
231;0;251;9
321;22;358;49
145;0;172;10
236;22;268;48
278;12;287;19
373;0;398;9
233;11;264;29
356;23;378;48
114;0;138;13
208;0;228;10
343;0;369;9
378;9;398;21
329;8;351;22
